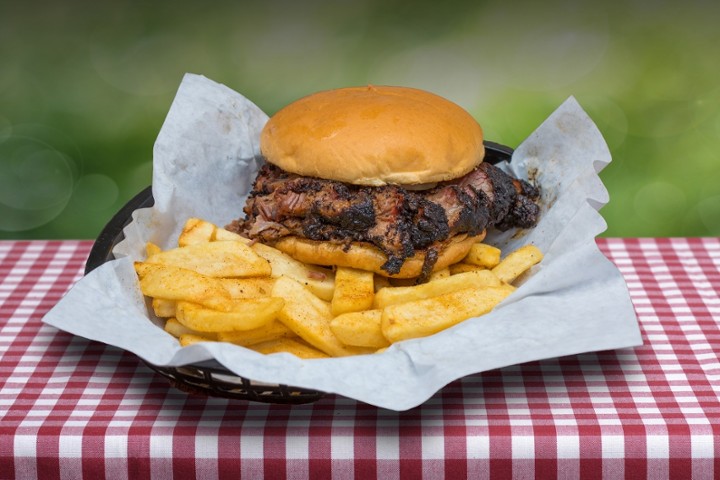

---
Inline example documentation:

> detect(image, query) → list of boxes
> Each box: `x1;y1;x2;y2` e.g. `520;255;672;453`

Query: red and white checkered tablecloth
0;238;718;479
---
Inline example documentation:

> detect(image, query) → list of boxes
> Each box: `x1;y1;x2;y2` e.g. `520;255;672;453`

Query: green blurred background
1;0;719;240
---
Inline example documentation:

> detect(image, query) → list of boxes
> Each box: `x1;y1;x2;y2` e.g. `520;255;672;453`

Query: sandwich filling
229;162;540;276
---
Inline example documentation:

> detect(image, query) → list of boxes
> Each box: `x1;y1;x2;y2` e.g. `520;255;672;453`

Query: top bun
260;85;485;186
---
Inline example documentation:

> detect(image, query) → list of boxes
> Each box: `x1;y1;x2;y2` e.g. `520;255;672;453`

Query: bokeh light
0;131;76;232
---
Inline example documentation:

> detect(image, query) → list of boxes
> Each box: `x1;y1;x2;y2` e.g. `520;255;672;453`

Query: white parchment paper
43;73;642;410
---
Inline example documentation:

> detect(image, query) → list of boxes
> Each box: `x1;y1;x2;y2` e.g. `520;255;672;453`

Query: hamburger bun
274;232;486;279
260;85;485;186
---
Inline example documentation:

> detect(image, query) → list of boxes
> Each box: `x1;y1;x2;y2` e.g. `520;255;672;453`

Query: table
1;239;718;479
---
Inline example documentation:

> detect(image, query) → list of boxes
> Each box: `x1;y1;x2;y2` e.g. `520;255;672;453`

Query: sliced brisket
230;162;540;275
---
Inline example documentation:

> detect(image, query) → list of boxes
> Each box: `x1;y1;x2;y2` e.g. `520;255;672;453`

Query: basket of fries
44;74;641;411
84;142;527;404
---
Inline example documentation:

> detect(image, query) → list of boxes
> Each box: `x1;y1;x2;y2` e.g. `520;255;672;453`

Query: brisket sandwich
228;86;540;281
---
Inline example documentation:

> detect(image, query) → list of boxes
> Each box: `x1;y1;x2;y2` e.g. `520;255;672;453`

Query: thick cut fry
428;268;450;281
179;333;214;347
449;263;486;275
213;227;249;243
164;318;217;340
382;285;514;343
217;321;296;346
253;242;335;301
135;262;233;311
374;269;503;309
152;298;176;318
330;309;390;349
178;218;216;246
249;338;330;359
219;278;275;299
463;243;502;268
492;245;544;283
176;298;284;332
146;242;162;258
271;276;356;357
145;241;271;278
331;267;375;315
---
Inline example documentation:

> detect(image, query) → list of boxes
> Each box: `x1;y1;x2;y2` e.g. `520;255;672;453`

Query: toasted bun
261;86;485;186
273;232;485;279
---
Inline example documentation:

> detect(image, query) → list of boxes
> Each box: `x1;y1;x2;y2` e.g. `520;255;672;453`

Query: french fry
382;285;514;343
463;243;501;269
249;337;330;359
145;241;271;278
135;262;234;311
271;276;356;357
152;298;176;318
253;242;335;301
213;227;249;243
219;277;276;299
331;267;375;315
178;218;216;246
330;309;390;349
179;333;214;347
176;298;284;332
164;318;217;340
146;242;162;258
374;269;504;309
492;245;544;283
428;268;450;281
449;263;486;275
217;321;297;346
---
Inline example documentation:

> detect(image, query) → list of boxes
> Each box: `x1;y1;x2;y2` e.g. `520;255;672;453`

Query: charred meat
229;162;540;274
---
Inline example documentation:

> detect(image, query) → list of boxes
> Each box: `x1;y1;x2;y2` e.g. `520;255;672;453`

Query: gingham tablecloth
0;239;718;479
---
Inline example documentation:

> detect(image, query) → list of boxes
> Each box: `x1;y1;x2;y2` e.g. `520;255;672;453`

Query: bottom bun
274;232;486;279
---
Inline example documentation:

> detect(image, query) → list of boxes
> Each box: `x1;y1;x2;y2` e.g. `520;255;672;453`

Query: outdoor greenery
1;0;718;239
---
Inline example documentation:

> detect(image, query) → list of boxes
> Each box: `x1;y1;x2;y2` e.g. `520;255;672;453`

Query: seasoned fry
374;269;503;309
178;218;216;246
492;245;544;283
213;227;249;243
217;321;297;346
330;309;389;349
164;318;217;340
271;276;356;357
428;268;450;281
382;285;514;343
219;277;275;298
135;262;233;311
145;241;271;278
146;242;162;258
249;337;330;359
179;333;214;347
152;298;176;318
449;263;486;275
176;298;284;332
331;267;375;315
253;242;335;301
463;243;501;268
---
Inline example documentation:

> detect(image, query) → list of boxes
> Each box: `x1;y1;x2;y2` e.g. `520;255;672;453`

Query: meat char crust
230;162;540;275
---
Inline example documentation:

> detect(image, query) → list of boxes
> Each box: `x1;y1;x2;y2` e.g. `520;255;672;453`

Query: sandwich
227;85;540;281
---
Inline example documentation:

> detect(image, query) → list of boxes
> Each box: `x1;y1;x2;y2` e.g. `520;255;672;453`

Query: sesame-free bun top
260;85;485;186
